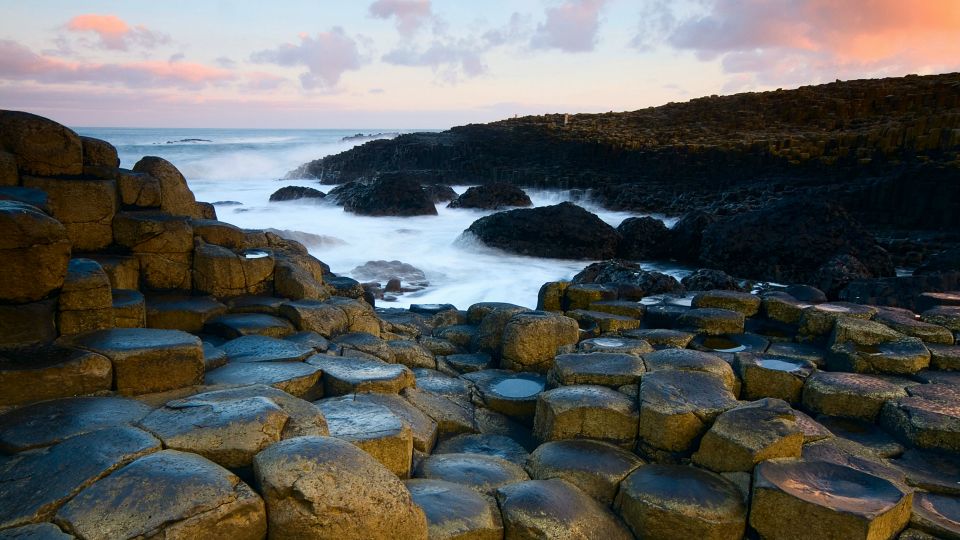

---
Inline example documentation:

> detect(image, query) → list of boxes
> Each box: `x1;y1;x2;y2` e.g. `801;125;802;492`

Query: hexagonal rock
0;396;153;452
351;392;438;453
678;307;745;336
928;344;960;370
0;201;71;304
692;290;761;317
442;352;493;373
204;362;321;399
588;300;646;319
192;240;274;297
637;370;738;455
0;426;160;529
279;299;357;338
0;111;82;176
112;211;194;290
881;384;960;453
526;439;644;505
138;394;290;468
762;292;811;324
463;369;545;420
316;396;413;477
220;334;314;363
497;479;634;540
802;371;908;421
113;168;161;209
828;338;931;375
798;302;878;337
55;450;266;540
567;309;641;333
0;346;112;408
750;459;913;540
498;311;579;373
621;328;695;349
735;353;816;404
57;258;114;335
254;436;427;539
910;492;960;540
643;348;740;395
577;336;653;356
68;328;203;395
308;354;414;396
615;464;747;540
548;352;646;389
816;416;904;458
0;298;58;350
469;303;531;354
402;386;477;438
922;306;960;333
21;175;117;251
112;289;145;328
131;156;200;218
414;452;529;495
434;433;529;466
333;332;397;362
533;385;639;448
144;294;226;333
204;313;295;339
874;309;954;345
692;398;804;473
405;479;503;540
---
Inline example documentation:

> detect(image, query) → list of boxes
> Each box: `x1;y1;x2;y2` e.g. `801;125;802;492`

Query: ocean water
76;127;689;309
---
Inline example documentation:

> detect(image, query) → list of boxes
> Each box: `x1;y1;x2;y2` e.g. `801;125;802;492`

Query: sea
75;127;691;309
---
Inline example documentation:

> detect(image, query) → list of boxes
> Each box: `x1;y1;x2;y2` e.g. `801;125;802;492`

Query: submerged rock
269;185;326;202
329;173;438;216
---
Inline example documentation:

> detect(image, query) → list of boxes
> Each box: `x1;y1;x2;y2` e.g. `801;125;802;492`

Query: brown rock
0;346;112;408
79;136;118;168
0;299;57;350
692;398;804;473
405;479;503;540
0;201;71;303
0;150;17;186
21;176;117;251
0;110;82;176
497;479;634;540
132;156;201;218
533;385;639;448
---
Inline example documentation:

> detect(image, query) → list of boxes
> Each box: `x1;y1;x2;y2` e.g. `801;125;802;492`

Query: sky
1;0;958;129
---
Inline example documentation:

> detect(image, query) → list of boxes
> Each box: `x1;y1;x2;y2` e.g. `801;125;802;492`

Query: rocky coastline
1;105;959;540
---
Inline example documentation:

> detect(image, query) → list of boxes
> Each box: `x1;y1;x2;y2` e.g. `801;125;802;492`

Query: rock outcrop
448;183;532;210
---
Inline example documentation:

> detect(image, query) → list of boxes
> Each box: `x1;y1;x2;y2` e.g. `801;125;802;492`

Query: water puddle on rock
491;378;544;399
244;249;270;259
702;336;748;353
591;338;626;347
757;358;803;372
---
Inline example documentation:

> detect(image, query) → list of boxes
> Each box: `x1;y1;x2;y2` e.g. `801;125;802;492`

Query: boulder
526;439;644;505
465;202;620;259
500;311;580;373
112;211;193;291
114;169;162;208
669;210;718;262
533;385;639;448
79;136;118;168
330;174;437;216
404;479;503;540
253;436;427;539
0;346;112;408
0;204;70;306
132;156;201;218
699;198;894;284
615;464;747;540
422;183;457;203
67;328;204;395
269;185;325;201
55;450;267;540
750;459;912;540
572;260;684;299
447;182;532;209
21;176;116;251
814;254;873;298
692;398;804;473
548;352;646;389
58;259;113;335
496;479;634;540
682;268;750;292
0;110;82;176
616;216;670;260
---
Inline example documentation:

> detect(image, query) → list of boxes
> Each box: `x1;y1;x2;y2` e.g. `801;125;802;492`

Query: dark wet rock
350;260;427;286
414;452;529;496
616;216;670;260
699;198;894;284
527;439;644;505
405;479;503;540
497;479;634;540
269;185;325;202
421;183;457;203
874;308;954;345
817;416;904;458
533;385;639;448
220;334;314;363
802;371;908;421
55;449;266;540
572;260;683;300
815;254;874;298
112;288;146;329
669;210;718;262
750;459;912;540
892;448;960;496
316;396;413;477
0;346;113;408
922;306;960;332
916;246;960;275
204;312;295;339
928;344;960;370
615;464;746;540
434;433;530;466
828;337;931;375
636;370;738;456
464;369;545;420
0;426;160;529
0;186;50;214
448;182;532;210
577;336;652;355
678;307;746;336
333;332;396;362
67;328;203;395
682;268;750;292
692;398;803;473
144;295;226;333
0;523;73;539
330;174;437;217
307;355;414;395
204;362;321;399
465;202;620;259
254;436;427;539
548;352;645;389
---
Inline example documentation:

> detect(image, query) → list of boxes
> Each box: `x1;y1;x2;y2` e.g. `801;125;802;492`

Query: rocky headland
0;95;959;540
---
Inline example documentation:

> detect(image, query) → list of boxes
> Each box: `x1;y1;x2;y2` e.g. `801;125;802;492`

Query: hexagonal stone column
497;479;634;539
316;396;413;477
405;479;503;540
533;385;639;448
692;398;804;473
526;439;644;505
414;453;529;495
802;372;908;421
500;311;579;373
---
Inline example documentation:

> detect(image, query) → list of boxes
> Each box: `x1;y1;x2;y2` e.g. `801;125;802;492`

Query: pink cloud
0;39;233;89
65;13;170;51
531;0;607;53
250;28;364;90
665;0;960;86
369;0;432;36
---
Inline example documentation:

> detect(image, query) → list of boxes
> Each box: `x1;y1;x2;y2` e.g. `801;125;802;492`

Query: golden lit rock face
500;311;580;373
253;436;428;540
0;201;71;305
692;398;804;473
55;450;267;540
0;347;112;408
21;176;117;251
534;385;639;449
801;371;908;422
750;459;913;540
0;110;82;177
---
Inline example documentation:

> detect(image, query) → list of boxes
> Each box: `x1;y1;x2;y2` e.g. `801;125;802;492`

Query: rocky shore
1;109;959;540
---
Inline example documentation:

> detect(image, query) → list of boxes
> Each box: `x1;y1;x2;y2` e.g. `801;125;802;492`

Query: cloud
0;39;234;89
662;0;960;86
65;14;170;51
383;39;486;82
250;28;364;90
531;0;607;53
215;56;236;68
482;12;532;47
369;0;433;36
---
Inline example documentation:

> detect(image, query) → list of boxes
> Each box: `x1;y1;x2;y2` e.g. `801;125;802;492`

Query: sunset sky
2;0;959;128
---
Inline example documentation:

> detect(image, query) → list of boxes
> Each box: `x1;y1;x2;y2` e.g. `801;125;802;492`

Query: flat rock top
308;355;409;380
316;397;405;439
220;335;314;363
415;452;529;493
539;385;638;413
618;463;746;518
528;439;644;477
70;328;201;353
756;459;906;514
